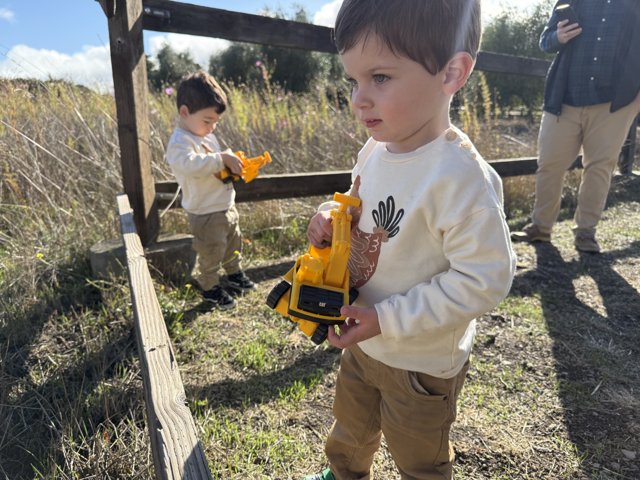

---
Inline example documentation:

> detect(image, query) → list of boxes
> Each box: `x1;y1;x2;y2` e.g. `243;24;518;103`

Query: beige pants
187;205;242;291
326;345;469;480
533;102;638;233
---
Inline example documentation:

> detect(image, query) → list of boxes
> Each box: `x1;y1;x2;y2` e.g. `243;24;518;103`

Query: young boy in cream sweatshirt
165;71;255;310
304;1;516;478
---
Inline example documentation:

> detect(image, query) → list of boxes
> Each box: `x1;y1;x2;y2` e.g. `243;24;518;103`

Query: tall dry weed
1;77;544;323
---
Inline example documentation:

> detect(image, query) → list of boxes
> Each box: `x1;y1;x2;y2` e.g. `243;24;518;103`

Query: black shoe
224;271;256;293
202;286;236;310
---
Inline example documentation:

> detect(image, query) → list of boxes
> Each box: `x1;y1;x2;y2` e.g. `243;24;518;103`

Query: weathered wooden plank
109;0;159;245
117;193;212;480
142;0;336;53
155;157;585;210
156;171;352;209
476;51;550;77
97;0;116;18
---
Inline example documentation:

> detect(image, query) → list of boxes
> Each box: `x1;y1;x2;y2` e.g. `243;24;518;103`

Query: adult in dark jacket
512;0;640;253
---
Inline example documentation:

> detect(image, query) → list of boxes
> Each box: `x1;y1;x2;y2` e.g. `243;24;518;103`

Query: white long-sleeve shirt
165;127;235;215
341;126;516;378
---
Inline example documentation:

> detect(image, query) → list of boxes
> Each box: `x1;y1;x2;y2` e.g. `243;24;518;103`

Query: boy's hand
307;211;334;248
327;305;381;349
220;150;243;175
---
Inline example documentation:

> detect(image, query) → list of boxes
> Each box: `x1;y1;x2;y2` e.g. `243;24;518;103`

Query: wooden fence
98;0;637;478
117;193;212;479
101;0;638;240
139;0;637;212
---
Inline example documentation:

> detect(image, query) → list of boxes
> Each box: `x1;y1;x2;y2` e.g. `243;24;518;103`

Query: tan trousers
187;205;242;291
326;345;470;480
533;102;638;233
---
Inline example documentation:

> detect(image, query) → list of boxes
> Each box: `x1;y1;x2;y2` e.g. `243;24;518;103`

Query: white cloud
0;7;15;22
0;34;230;92
0;44;113;91
313;0;342;27
147;33;230;70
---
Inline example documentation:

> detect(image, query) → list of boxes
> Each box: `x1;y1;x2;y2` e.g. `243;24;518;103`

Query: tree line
147;1;555;116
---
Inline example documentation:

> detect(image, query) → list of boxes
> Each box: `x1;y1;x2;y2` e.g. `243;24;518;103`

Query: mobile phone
555;4;579;25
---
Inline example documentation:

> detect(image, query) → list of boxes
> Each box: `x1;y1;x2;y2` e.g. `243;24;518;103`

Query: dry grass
1;78;638;479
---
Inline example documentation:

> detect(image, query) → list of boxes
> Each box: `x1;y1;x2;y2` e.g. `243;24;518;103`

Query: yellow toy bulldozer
219;150;272;183
266;192;361;344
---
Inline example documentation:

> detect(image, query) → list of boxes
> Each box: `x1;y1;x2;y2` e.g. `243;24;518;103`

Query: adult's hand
556;19;582;44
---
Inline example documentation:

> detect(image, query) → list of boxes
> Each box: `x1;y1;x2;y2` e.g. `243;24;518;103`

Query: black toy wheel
266;280;291;309
310;323;329;344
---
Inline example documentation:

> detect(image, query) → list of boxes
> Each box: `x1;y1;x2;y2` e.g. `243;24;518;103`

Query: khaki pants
187;205;242;291
533;102;638;233
326;345;470;480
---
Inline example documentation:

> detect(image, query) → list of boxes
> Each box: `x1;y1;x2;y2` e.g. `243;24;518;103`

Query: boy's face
341;35;450;153
179;105;221;137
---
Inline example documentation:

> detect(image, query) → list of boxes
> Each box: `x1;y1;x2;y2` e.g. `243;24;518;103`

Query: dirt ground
235;171;640;479
480;172;640;480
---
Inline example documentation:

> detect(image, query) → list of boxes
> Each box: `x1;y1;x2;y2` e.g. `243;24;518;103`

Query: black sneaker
202;286;236;310
224;271;256;293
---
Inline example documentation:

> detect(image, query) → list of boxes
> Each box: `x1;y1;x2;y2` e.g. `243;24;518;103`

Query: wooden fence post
106;0;160;245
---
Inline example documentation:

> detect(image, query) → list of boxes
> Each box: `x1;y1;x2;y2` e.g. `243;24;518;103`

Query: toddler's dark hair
334;0;481;75
176;70;227;114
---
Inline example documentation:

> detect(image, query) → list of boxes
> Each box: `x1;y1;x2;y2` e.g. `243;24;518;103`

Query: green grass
2;77;639;479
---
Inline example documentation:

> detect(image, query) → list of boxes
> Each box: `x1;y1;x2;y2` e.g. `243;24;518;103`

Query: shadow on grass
187;345;340;409
0;263;141;479
178;258;295;323
509;239;640;478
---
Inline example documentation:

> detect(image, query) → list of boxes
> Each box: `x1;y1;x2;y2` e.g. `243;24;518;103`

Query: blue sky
0;0;541;91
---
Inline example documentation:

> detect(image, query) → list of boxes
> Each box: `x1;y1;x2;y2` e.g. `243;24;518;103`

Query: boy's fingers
340;305;361;318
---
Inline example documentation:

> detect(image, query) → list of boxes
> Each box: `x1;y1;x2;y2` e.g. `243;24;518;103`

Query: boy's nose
351;88;371;110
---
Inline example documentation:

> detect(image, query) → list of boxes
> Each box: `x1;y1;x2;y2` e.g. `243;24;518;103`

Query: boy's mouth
364;119;381;128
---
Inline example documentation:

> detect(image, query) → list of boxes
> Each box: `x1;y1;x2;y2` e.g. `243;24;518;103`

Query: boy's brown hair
333;0;481;75
176;70;227;114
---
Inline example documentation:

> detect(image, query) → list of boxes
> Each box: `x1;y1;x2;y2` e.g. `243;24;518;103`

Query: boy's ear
178;105;190;118
442;52;475;95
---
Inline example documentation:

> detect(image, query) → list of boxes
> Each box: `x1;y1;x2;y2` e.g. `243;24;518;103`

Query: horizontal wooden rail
475;52;550;77
141;0;551;77
117;193;212;480
142;0;335;53
155;157;584;210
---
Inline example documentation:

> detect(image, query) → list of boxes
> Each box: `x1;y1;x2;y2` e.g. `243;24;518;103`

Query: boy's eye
373;74;389;84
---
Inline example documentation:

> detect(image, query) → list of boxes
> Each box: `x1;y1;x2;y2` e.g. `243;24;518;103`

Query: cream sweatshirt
165;127;235;215
337;126;516;378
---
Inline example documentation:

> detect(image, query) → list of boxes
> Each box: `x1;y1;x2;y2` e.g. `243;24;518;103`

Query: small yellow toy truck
266;192;361;344
219;151;272;183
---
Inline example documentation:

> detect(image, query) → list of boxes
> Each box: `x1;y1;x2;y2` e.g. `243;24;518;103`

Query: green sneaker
303;468;335;480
